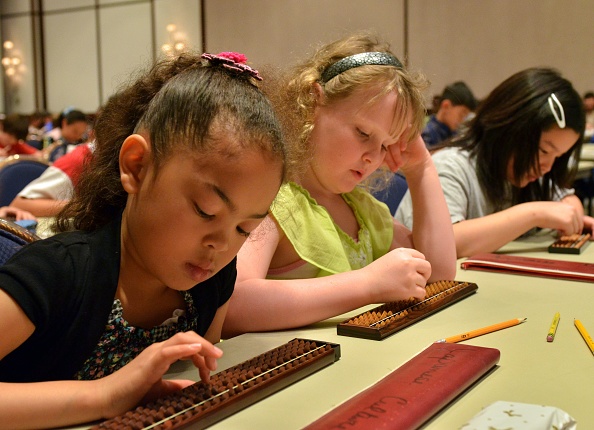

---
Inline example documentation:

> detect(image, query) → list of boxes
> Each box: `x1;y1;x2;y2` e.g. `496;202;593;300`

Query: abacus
92;338;340;430
337;280;478;340
548;233;591;254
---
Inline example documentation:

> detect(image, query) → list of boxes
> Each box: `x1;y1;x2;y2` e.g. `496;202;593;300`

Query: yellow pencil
435;318;527;343
546;312;560;342
574;319;594;355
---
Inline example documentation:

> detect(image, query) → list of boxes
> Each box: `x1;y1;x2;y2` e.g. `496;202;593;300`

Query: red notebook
303;343;500;430
460;253;594;282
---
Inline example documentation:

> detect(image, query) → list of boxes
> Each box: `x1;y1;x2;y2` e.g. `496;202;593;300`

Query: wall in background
205;0;594;101
407;0;594;100
0;0;202;114
0;0;593;115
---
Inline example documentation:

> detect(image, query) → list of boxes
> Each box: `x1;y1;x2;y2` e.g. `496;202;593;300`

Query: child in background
11;141;93;217
13;109;100;218
0;51;286;428
0;113;42;157
422;81;477;148
223;33;456;337
43;108;88;161
396;68;594;257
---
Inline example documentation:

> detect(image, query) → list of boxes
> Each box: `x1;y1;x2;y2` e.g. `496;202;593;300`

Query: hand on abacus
530;201;583;236
363;247;430;303
582;215;594;235
96;331;223;419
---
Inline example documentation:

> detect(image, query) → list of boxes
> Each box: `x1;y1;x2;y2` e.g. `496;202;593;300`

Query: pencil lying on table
574;319;594;355
435;318;527;343
547;312;560;342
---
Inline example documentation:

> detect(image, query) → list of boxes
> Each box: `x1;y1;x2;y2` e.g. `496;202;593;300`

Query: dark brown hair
448;67;584;208
56;52;286;231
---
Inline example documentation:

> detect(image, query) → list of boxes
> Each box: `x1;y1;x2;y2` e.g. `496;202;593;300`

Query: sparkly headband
201;52;262;81
547;93;565;128
320;52;403;84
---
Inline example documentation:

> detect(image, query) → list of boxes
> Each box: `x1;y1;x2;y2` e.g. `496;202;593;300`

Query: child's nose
203;230;230;252
363;146;384;165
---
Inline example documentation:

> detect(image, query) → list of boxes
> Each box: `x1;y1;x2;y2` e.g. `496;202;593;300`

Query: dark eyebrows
211;184;269;219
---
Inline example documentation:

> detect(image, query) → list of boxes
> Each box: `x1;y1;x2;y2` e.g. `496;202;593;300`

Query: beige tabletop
76;230;594;429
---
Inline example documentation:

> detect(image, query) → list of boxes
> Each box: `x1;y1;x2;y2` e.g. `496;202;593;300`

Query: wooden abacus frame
92;338;341;430
337;280;478;340
548;233;591;254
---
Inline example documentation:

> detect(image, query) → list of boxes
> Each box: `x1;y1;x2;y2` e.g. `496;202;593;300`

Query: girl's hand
581;215;594;234
384;134;431;174
97;331;223;419
361;247;431;303
531;201;583;235
0;206;37;221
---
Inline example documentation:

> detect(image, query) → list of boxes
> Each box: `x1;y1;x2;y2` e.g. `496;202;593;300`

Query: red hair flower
217;52;247;64
201;52;262;81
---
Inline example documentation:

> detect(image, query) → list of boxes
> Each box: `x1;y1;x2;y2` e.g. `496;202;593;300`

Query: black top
0;216;235;382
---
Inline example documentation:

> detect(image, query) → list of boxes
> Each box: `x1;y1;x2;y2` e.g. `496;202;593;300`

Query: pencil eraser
547;335;554;342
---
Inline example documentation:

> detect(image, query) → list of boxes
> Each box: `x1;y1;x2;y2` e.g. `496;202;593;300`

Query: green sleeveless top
270;182;393;277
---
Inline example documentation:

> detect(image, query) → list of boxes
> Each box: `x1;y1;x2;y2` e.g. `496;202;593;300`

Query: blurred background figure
43;108;88;162
422;81;477;148
0;114;42;158
26;110;52;149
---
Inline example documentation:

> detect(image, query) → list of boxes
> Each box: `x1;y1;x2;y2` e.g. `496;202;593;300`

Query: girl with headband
223;32;456;336
396;67;593;257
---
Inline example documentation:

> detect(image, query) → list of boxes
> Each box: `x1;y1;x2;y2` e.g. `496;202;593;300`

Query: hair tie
547;93;566;129
320;52;403;84
201;52;262;81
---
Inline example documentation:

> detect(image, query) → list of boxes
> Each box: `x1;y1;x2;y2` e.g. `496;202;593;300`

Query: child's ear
120;134;150;194
312;82;326;104
440;99;453;111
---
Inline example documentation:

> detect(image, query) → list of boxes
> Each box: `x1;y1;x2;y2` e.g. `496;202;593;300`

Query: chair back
0;155;50;206
372;173;408;216
0;218;40;265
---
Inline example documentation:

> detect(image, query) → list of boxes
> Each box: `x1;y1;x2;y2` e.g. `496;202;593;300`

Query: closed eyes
195;202;252;237
357;128;387;151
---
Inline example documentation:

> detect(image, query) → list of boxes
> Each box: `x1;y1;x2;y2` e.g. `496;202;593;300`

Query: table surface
75;230;594;429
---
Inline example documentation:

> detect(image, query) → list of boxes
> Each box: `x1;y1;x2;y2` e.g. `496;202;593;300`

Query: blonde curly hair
266;31;428;190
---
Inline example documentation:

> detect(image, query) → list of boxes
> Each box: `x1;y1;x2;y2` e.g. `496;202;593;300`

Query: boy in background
422;81;477;148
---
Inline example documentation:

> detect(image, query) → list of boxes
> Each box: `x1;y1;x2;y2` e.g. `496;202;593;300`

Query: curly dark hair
56;52;286;231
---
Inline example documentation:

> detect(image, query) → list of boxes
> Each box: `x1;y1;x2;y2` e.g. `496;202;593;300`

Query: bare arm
203;302;228;344
0;206;36;221
387;135;456;281
0;290;223;429
223;216;431;338
9;196;67;218
453;199;586;257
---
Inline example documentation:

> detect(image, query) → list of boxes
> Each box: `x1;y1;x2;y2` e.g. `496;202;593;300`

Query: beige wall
1;0;593;114
204;0;405;69
408;0;594;100
206;0;594;102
